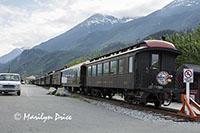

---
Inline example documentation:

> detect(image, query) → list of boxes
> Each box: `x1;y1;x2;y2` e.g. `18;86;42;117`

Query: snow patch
80;14;133;27
163;0;200;10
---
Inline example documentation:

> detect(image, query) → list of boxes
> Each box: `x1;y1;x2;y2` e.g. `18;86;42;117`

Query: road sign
61;77;67;84
183;68;194;115
183;69;193;83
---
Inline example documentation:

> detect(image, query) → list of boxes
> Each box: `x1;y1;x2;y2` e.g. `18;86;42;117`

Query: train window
119;59;124;74
110;60;117;74
88;66;92;76
76;70;78;77
70;70;72;77
103;62;109;74
98;64;102;75
151;54;159;69
92;65;96;76
129;57;133;73
72;70;74;77
74;70;76;78
77;68;80;77
69;70;71;77
66;70;68;77
67;70;70;77
73;70;75;77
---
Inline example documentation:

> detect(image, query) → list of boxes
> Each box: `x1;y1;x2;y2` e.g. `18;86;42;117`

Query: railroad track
73;93;199;122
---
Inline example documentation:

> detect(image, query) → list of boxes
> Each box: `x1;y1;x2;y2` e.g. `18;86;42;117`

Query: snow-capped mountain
34;13;134;52
164;0;200;9
20;47;30;51
0;47;29;64
160;0;200;15
80;13;133;27
2;0;200;76
103;0;200;43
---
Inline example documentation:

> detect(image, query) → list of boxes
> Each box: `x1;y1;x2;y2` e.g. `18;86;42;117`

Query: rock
55;87;68;96
47;87;57;95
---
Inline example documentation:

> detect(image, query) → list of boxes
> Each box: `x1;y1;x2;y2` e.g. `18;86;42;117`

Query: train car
40;76;46;86
45;72;53;87
61;61;89;92
51;69;63;88
83;40;182;107
34;77;40;85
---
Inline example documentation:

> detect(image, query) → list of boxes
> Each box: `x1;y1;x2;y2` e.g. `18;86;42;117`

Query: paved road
0;85;200;133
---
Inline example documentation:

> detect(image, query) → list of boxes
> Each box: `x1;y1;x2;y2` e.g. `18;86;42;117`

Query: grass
52;88;91;103
67;93;80;98
55;93;61;96
114;93;123;97
67;93;91;103
43;87;50;90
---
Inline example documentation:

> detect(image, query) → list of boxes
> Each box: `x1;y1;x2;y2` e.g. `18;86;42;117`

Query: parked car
0;73;21;96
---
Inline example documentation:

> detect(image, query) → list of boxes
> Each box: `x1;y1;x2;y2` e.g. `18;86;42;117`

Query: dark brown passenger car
83;40;182;107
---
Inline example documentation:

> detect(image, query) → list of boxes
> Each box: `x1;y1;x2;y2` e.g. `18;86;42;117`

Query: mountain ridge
0;47;29;64
34;13;133;52
1;0;200;76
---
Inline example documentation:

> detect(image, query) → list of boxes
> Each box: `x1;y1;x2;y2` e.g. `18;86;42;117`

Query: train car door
80;65;87;88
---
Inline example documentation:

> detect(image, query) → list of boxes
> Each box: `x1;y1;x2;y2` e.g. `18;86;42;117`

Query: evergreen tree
166;24;200;68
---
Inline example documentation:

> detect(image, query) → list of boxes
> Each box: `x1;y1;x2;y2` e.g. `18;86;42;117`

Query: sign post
61;77;67;95
183;69;194;115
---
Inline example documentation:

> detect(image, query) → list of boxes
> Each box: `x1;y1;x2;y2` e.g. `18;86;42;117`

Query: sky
0;0;174;56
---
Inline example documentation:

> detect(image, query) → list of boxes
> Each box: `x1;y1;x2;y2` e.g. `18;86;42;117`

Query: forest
165;24;200;68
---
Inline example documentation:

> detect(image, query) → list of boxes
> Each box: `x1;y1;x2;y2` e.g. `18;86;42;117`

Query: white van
0;73;21;96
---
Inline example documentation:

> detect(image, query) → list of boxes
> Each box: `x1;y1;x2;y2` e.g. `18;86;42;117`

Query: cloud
0;0;173;56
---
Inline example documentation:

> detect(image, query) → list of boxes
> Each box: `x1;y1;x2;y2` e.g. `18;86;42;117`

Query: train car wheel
108;94;112;99
101;93;106;98
139;102;146;106
154;101;161;108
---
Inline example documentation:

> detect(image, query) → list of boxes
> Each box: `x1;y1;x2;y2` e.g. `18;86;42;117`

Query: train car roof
61;61;90;72
89;40;181;63
178;64;200;74
144;40;175;49
0;73;20;76
49;67;66;75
